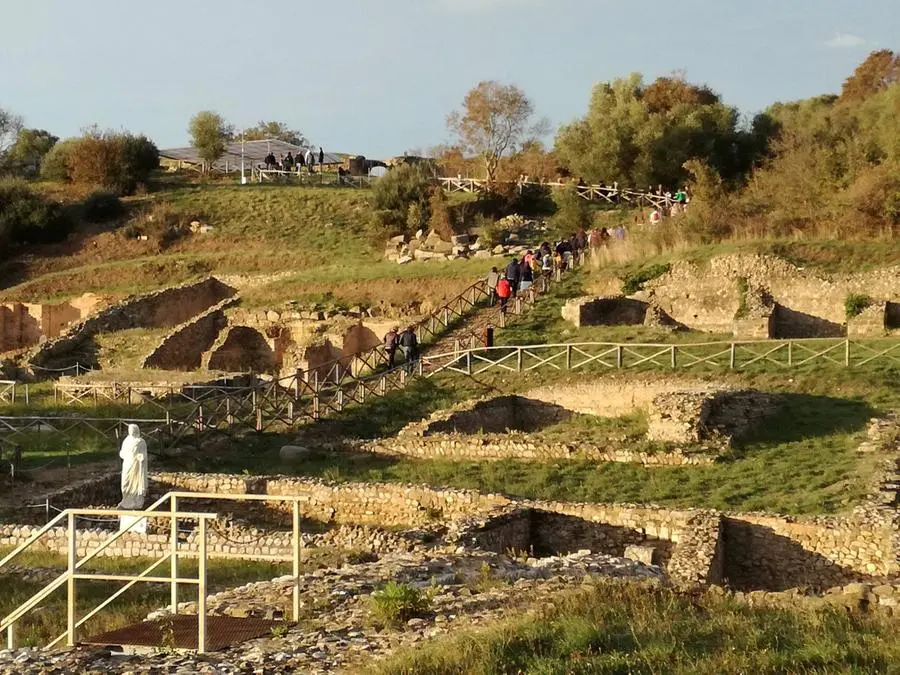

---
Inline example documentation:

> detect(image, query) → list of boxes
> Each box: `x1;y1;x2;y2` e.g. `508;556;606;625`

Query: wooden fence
420;339;900;378
436;177;675;209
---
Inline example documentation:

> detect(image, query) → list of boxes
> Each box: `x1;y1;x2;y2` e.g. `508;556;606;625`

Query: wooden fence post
670;345;677;369
844;339;850;367
565;345;572;371
616;345;623;369
729;344;736;369
517;348;523;373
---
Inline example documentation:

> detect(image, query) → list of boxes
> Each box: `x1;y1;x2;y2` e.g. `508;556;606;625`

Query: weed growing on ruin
845;293;872;319
734;276;750;319
621;262;671;294
269;623;290;638
369;581;433;627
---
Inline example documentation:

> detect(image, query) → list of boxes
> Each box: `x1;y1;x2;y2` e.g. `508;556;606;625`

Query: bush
368;581;432;627
40;138;79;182
622;262;671;294
845;293;872;319
68;129;159;195
550;184;592;239
82;190;123;223
0;178;71;248
372;164;433;236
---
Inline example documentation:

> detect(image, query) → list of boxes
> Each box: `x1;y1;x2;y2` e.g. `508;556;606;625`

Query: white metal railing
0;491;308;654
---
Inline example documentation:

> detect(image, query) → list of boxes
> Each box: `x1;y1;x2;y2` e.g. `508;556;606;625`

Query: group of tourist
382;325;420;374
264;147;326;174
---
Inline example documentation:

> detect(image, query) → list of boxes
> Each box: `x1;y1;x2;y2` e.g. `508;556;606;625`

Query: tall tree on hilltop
840;50;900;102
447;81;547;183
189;111;233;173
243;121;308;146
2;128;58;176
0;106;24;159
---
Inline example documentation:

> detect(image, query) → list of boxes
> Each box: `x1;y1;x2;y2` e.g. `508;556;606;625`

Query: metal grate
83;615;284;652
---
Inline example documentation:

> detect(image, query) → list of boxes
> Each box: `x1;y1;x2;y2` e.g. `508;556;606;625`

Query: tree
2;129;58;176
840;50;900;102
243;121;308;146
0;107;23;159
447;81;546;183
0;178;70;249
555;73;754;190
188;111;232;172
40;138;80;181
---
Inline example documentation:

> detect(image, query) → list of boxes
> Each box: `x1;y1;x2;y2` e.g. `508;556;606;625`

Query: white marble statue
118;424;148;533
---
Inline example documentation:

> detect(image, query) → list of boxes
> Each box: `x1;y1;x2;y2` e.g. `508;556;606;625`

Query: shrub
68;129;159;195
82;190;123;223
845;294;872;319
427;188;454;240
622;262;671;295
0;178;71;249
369;581;432;627
550;184;592;238
40;138;79;182
372;164;433;236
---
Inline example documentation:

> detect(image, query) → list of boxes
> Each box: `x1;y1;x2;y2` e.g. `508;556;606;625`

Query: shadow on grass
729;393;875;459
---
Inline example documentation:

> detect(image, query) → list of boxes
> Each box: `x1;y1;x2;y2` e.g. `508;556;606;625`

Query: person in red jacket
495;275;512;314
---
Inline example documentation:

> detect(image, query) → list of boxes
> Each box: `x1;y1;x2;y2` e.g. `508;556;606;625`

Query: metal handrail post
197;517;208;654
170;494;178;614
292;501;301;621
66;512;76;647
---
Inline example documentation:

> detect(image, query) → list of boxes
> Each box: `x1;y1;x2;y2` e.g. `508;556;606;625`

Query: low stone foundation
361;435;715;466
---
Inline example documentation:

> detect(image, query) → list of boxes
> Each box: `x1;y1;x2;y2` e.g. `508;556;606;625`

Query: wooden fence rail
420;339;900;377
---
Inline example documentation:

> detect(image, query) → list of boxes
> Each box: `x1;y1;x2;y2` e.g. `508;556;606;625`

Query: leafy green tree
40;138;80;181
0;178;70;249
2;128;57;176
243;121;308;146
555;74;754;189
188;111;232;172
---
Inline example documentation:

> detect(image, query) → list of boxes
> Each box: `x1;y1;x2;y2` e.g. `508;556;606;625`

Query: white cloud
825;33;871;49
435;0;545;13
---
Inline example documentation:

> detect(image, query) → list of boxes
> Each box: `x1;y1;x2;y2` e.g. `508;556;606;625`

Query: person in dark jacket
519;256;534;292
383;326;399;369
399;326;419;374
505;257;521;297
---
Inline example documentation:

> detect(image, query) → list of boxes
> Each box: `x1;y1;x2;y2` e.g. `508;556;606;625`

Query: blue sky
1;0;896;158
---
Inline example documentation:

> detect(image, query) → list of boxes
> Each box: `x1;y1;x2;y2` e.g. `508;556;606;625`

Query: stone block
624;545;657;565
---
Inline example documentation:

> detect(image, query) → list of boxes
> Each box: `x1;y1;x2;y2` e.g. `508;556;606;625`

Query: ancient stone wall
641;255;900;336
30;278;236;370
361;435;716;466
0;294;105;354
142;298;238;371
722;509;898;591
561;297;649;328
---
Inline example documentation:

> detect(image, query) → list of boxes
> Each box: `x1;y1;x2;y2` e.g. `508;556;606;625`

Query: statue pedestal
119;515;148;534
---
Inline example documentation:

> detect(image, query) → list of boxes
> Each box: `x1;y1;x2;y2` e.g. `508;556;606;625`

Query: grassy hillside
0;183;492;306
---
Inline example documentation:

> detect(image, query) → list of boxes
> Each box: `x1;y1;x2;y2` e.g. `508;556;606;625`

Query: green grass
376;581;900;674
190;370;885;515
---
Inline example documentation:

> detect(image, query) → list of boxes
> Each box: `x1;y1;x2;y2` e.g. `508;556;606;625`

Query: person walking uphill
383;326;399;369
486;267;501;306
399;325;419;375
495;275;512;314
505;257;521;297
